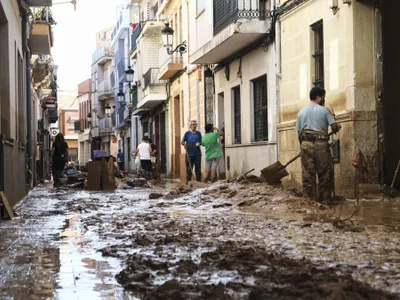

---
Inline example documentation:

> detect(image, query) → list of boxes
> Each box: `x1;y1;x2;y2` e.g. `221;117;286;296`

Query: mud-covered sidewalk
0;179;399;300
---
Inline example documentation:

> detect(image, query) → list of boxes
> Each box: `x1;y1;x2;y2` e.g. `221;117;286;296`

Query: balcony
44;96;57;113
98;80;113;100
29;21;53;55
117;58;126;83
32;59;51;84
190;0;271;64
115;105;131;130
159;49;184;80
99;118;112;136
92;44;114;65
25;0;52;6
137;68;167;110
130;23;141;55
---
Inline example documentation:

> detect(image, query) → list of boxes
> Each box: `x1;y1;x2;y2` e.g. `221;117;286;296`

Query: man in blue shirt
181;120;202;184
117;149;124;171
296;87;341;204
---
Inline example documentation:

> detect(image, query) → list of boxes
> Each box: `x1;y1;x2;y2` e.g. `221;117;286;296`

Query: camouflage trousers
300;140;333;202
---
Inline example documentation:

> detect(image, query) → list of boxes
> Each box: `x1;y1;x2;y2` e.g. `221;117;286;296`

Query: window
311;20;324;88
232;86;241;144
68;148;78;162
252;75;268;141
197;0;205;15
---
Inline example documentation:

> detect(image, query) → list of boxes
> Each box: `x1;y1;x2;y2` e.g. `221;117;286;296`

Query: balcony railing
144;68;167;89
92;44;114;64
110;71;115;88
213;0;267;35
130;23;141;52
98;80;111;98
115;105;131;129
117;58;126;82
99;118;112;135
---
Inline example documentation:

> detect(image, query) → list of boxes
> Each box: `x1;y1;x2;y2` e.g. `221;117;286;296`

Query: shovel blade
260;161;289;184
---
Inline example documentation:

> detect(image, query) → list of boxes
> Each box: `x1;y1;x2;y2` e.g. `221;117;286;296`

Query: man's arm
213;126;223;136
325;108;341;133
181;132;187;148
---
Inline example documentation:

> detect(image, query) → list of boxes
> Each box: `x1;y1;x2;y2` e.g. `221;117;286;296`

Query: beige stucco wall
278;0;377;197
214;47;277;179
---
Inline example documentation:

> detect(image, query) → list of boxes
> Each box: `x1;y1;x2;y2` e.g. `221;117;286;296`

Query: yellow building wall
66;139;78;149
279;0;377;197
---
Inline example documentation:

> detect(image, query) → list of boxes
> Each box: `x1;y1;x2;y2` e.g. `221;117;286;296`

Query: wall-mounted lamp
161;23;187;55
117;90;125;105
328;0;339;14
343;0;351;4
125;66;134;83
105;104;111;116
87;112;92;123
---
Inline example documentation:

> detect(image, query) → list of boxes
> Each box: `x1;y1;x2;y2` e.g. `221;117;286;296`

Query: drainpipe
19;1;36;186
274;0;281;161
19;1;34;187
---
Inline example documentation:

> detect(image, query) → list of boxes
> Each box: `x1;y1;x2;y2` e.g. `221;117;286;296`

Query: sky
51;0;129;93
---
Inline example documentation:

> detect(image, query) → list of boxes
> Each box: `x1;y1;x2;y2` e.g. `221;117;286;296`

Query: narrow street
0;180;399;299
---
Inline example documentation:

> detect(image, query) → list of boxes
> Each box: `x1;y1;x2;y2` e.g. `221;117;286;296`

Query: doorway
160;112;167;174
217;92;226;178
173;96;181;178
381;0;400;187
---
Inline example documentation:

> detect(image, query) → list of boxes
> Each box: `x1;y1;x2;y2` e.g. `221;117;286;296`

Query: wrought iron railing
143;68;167;89
213;0;267;35
99;118;112;135
117;58;126;82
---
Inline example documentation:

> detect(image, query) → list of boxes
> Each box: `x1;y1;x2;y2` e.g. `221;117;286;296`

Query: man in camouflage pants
296;87;341;203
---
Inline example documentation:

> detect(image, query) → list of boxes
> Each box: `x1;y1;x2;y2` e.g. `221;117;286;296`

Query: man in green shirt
202;123;224;182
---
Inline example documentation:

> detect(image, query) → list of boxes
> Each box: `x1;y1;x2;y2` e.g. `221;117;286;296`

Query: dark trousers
186;155;201;183
52;156;66;187
118;162;124;171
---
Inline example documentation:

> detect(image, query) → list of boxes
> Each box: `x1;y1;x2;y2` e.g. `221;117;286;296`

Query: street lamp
117;90;125;105
125;66;134;83
161;23;187;55
105;104;111;116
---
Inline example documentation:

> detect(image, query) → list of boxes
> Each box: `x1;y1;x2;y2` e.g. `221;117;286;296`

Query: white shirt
138;142;151;160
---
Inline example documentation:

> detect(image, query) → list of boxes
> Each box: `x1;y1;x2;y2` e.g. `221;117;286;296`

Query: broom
380;159;400;197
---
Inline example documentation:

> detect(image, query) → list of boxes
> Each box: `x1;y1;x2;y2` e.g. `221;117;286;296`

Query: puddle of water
334;200;400;229
55;217;135;300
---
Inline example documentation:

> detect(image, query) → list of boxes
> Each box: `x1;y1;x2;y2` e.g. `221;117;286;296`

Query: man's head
148;139;153;144
142;137;148;143
205;123;213;133
309;86;326;106
118;149;121;152
190;120;197;131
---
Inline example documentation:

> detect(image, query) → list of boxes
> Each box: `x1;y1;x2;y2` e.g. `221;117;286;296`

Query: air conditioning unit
98;31;106;40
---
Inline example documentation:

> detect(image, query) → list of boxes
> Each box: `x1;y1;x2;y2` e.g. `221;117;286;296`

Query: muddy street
0;180;400;299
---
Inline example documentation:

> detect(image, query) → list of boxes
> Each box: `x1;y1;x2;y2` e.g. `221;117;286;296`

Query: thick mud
73;181;400;299
1;180;400;299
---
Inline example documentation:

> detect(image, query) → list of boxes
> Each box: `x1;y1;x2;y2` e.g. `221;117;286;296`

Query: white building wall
188;0;213;56
214;47;277;178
